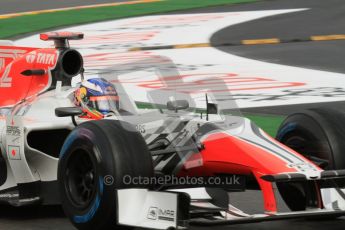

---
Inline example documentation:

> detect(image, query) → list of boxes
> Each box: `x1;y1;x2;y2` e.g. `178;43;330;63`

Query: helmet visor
89;95;119;114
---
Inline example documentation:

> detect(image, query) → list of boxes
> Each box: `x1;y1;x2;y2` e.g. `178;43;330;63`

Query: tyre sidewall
58;124;117;230
58;120;153;230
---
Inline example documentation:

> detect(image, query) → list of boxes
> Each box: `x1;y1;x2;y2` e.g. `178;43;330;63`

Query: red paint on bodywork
183;132;297;176
180;132;302;213
0;46;57;108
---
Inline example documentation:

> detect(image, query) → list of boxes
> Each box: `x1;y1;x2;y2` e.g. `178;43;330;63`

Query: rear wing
40;31;84;48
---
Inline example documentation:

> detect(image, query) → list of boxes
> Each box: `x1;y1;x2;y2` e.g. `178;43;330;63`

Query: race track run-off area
16;9;345;110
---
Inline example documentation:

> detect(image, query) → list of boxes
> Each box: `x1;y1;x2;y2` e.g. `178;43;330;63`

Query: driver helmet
74;78;119;119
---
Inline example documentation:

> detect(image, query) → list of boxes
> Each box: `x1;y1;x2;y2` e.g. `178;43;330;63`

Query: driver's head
75;78;119;119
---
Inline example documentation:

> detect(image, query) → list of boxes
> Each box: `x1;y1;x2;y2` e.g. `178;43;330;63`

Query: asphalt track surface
207;0;345;115
1;0;345;230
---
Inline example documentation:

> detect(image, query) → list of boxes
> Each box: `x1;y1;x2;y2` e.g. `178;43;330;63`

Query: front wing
116;187;345;230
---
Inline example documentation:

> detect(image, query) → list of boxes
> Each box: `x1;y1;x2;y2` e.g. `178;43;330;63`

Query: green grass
0;0;258;39
245;113;285;137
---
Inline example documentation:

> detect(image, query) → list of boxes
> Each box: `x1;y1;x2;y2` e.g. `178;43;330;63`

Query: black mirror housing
55;107;83;117
207;103;218;114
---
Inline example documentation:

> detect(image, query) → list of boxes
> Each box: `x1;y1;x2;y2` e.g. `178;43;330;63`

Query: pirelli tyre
58;120;154;230
276;108;345;211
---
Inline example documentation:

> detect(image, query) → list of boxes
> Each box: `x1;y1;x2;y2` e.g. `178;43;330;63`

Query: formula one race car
1;32;345;230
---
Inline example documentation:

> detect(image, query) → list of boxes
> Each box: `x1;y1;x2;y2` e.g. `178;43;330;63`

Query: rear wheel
58;120;153;230
276;108;345;211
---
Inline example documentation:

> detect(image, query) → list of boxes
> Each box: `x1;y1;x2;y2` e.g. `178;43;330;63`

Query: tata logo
26;51;36;63
26;52;56;65
37;53;56;65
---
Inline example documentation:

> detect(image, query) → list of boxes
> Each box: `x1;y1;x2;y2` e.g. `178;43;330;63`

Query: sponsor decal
147;207;158;220
25;51;36;63
8;145;21;160
147;207;175;222
288;162;317;172
6;126;21;136
37;52;56;65
25;51;56;65
135;124;146;134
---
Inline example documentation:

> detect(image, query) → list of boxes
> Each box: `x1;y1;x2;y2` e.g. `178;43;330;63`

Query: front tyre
58;120;153;230
276;108;345;211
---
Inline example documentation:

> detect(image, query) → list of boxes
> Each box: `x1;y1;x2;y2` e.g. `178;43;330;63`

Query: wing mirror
55;107;83;117
167;100;189;112
207;102;218;114
55;107;83;126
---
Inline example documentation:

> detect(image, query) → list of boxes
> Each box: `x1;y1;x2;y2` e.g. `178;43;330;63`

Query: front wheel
58;120;153;230
276;108;345;211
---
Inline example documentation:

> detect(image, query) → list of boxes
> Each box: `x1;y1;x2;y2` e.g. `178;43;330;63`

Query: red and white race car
0;32;345;230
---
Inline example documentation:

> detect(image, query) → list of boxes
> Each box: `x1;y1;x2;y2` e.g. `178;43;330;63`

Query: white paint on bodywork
321;188;345;210
169;187;211;200
22;88;76;182
117;189;178;229
0;87;77;186
6;116;39;183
